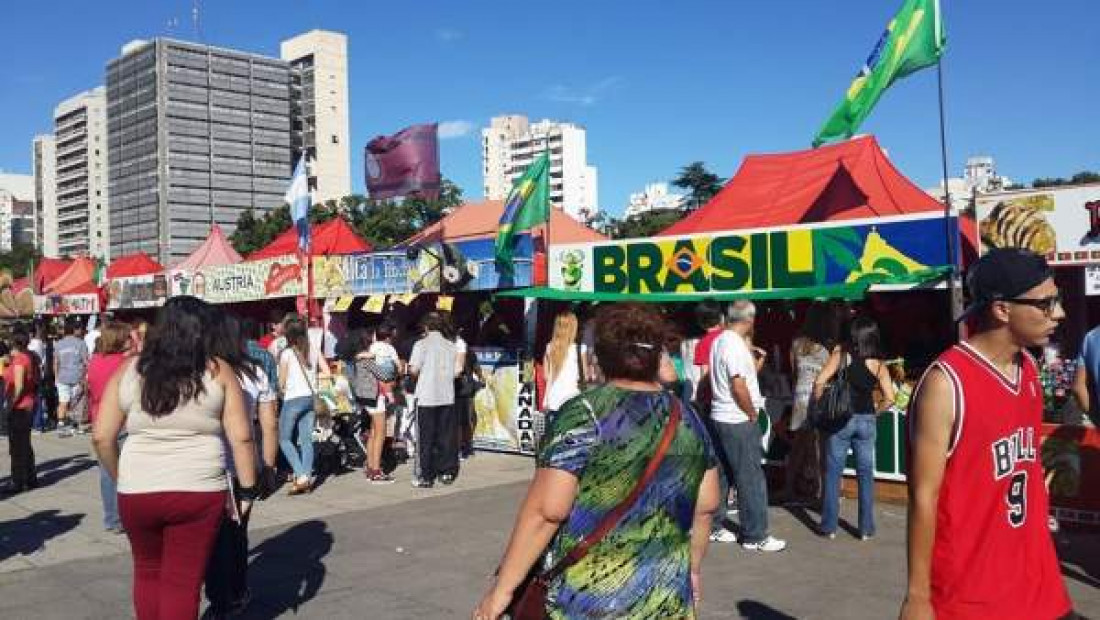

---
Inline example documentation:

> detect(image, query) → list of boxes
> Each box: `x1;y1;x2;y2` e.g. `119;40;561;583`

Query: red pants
118;491;226;620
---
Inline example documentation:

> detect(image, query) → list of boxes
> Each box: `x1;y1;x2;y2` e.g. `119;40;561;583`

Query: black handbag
811;353;853;433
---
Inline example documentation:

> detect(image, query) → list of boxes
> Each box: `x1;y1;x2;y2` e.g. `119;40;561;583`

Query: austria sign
549;213;954;296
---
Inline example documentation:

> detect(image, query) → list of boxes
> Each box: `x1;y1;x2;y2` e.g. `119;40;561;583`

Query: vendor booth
36;256;100;315
509;136;960;480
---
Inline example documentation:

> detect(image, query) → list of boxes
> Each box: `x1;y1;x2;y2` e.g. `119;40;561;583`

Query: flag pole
937;59;963;336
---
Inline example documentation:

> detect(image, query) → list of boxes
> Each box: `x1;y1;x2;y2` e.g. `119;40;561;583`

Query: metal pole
938;60;964;338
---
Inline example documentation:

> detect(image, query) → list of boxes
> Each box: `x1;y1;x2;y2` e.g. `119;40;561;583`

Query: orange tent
44;257;98;295
249;217;372;260
402;200;607;246
174;225;242;270
107;252;164;279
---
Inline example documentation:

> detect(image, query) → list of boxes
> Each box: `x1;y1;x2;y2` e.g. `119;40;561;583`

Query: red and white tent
173;225;243;270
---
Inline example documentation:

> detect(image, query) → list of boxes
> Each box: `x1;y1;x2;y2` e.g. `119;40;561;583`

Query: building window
331;135;339;144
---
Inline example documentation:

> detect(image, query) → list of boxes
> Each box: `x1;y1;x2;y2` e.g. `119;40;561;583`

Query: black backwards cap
957;248;1053;323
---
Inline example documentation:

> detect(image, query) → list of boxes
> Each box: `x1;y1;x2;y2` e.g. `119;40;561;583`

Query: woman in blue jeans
812;316;894;540
277;317;330;495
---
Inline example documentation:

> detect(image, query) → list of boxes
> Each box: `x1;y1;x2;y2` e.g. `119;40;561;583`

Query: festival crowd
0;249;1088;619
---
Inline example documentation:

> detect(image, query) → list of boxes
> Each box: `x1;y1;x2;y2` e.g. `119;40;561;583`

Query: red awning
44;257;98;295
33;258;71;293
660;135;948;236
173;225;243;270
401;200;608;246
248;218;372;260
107;252;164;279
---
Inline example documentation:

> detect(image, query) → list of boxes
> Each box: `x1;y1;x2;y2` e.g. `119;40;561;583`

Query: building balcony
56;167;88;185
56;154;88;171
56;186;88;203
56;114;87;134
56;134;87;155
58;209;89;225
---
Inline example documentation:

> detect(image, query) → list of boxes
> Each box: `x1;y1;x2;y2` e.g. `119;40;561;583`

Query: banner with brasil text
547;213;956;299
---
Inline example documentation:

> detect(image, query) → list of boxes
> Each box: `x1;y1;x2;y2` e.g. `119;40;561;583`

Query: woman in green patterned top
475;303;721;619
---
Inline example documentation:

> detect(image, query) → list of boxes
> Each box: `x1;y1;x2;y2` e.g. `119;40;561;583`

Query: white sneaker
708;528;738;543
742;535;787;552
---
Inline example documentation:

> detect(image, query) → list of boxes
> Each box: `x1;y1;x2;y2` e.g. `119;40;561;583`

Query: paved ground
2;434;1098;619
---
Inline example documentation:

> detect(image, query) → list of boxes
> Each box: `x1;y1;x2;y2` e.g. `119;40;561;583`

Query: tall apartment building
51;87;110;259
33;136;57;255
106;39;293;264
281;30;351;204
482;115;599;222
0;173;35;252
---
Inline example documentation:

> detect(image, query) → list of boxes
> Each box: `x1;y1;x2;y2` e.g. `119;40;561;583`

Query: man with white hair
708;300;787;552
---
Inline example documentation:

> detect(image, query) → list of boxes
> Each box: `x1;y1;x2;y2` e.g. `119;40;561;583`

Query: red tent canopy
33;258;71;293
107;252;164;279
660;135;949;236
248;218;372;260
44;257;98;295
174;225;243;270
402;200;608;246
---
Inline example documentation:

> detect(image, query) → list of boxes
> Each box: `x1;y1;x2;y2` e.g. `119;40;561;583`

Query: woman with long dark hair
475;303;720;619
92;296;258;620
781;302;838;506
277;316;330;495
812;315;895;540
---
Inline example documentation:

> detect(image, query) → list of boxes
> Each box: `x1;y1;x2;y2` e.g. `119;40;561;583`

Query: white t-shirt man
709;329;765;425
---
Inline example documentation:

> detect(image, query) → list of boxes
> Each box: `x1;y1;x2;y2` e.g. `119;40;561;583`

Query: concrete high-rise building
106;38;293;264
281;30;351;204
0;173;35;252
624;182;685;218
32;135;57;255
52;87;109;259
481;115;599;222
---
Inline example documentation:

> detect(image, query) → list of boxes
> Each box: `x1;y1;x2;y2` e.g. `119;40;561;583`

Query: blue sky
1;0;1097;217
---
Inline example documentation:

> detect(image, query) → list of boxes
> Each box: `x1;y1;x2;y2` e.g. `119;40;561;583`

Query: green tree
231;179;463;254
672;162;725;210
0;243;42;278
348;178;462;249
1070;171;1100;185
590;209;686;240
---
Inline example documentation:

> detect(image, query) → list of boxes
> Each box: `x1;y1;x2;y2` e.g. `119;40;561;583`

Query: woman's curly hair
593;303;668;382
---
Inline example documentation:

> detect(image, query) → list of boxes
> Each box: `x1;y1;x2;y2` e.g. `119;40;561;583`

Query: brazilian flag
495;152;550;271
813;0;946;147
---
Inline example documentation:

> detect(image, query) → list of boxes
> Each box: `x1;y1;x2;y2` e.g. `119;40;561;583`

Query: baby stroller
312;374;368;479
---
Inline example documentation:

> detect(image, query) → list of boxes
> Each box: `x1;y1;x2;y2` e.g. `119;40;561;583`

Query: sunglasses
1002;294;1063;316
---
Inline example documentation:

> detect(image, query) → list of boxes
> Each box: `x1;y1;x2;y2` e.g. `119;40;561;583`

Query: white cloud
438;120;474;139
542;76;624;106
435;28;463;43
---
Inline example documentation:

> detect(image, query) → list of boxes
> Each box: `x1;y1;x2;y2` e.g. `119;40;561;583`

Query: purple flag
365;123;441;200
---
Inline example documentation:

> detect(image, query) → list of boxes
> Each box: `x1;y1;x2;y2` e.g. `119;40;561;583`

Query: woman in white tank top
92;297;258;620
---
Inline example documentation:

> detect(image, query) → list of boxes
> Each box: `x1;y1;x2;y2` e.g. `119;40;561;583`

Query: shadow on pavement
243;519;334;618
1057;528;1100;590
737;599;798;619
0;509;84;562
30;455;98;488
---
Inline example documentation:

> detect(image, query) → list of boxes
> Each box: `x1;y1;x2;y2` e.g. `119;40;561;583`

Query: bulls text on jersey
991;427;1037;480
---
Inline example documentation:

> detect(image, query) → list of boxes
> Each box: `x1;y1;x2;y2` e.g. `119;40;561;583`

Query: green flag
495;152;551;270
813;0;946;147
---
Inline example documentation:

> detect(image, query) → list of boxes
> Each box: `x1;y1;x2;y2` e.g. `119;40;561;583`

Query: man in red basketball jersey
901;248;1075;620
